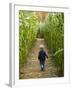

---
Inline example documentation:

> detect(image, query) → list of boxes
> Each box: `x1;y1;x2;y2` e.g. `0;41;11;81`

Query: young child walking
38;45;48;71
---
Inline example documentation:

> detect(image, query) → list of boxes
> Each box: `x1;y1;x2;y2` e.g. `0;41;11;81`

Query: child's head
40;45;44;50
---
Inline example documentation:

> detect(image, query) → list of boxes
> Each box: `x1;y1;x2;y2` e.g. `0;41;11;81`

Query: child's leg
41;60;45;71
41;62;44;71
43;61;45;70
40;61;42;70
41;65;43;71
40;61;43;71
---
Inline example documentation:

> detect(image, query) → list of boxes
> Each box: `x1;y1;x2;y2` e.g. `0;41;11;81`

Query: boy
38;45;48;71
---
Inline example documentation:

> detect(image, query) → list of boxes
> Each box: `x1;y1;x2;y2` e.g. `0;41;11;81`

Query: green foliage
19;11;64;76
42;12;64;76
19;11;39;67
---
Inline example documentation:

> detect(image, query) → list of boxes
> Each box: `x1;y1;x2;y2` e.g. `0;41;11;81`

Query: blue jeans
40;60;45;71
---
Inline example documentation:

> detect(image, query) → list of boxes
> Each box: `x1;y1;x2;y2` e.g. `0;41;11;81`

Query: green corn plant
19;11;39;67
41;12;64;76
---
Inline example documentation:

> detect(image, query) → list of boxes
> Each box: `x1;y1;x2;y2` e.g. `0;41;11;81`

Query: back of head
40;45;44;50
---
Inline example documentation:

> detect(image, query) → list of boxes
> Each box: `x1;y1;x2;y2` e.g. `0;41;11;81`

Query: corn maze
19;11;64;78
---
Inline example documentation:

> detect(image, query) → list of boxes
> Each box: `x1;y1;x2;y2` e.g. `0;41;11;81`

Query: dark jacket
38;50;48;61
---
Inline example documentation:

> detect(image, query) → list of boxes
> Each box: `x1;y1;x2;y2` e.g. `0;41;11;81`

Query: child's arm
45;52;48;58
46;54;48;58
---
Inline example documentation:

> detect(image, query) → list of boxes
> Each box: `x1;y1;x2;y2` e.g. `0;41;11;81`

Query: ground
19;38;58;79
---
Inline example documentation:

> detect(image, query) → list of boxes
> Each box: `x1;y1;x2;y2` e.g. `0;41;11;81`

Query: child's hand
47;55;48;59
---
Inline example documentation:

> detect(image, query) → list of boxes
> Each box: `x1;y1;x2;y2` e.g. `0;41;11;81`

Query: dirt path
19;38;58;79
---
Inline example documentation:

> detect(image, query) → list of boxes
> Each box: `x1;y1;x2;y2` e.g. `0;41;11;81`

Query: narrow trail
20;38;58;79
